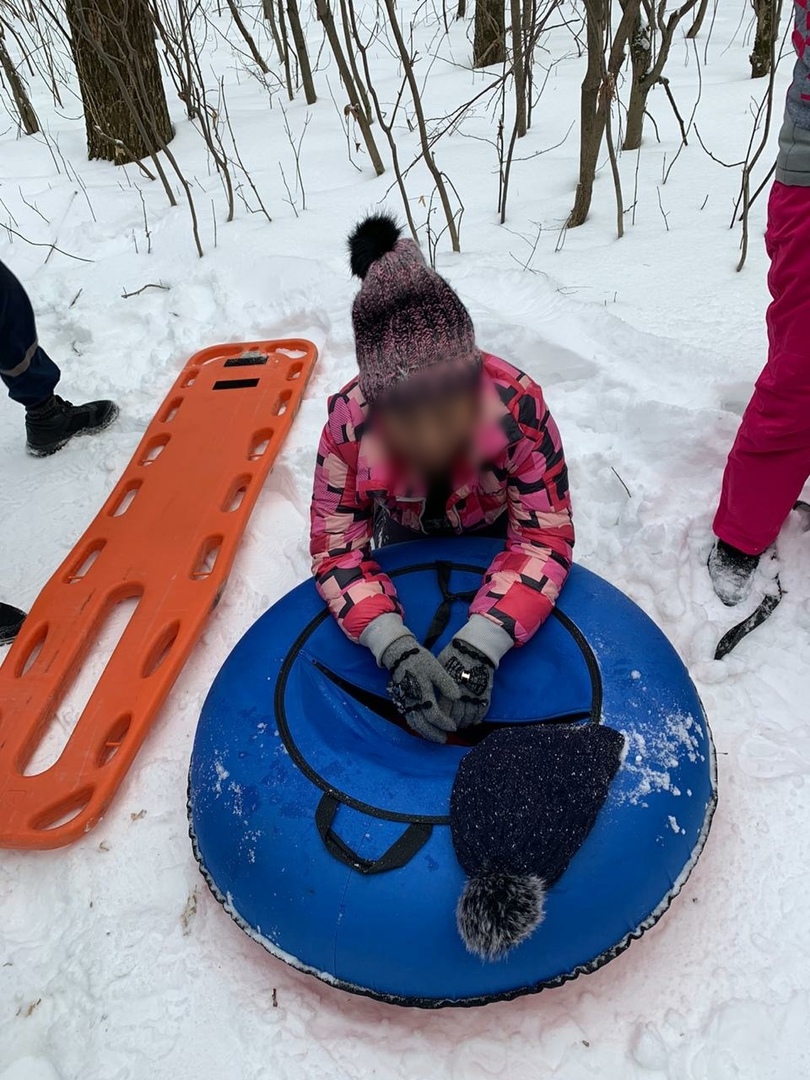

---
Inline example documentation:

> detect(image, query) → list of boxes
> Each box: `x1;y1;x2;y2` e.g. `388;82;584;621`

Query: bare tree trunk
0;26;39;134
686;0;708;37
603;74;624;236
750;0;777;78
569;0;640;226
510;0;527;136
338;0;371;120
623;15;651;150
473;0;505;67
315;0;385;174
65;0;173;163
287;0;317;103
569;0;607;227
623;0;700;149
275;0;295;98
523;0;535;129
262;0;285;58
224;0;270;73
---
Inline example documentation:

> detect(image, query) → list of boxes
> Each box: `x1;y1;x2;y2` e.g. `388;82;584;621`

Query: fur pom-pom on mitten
456;872;547;961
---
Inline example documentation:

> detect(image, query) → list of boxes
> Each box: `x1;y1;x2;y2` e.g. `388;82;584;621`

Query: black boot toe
26;395;119;456
0;602;26;645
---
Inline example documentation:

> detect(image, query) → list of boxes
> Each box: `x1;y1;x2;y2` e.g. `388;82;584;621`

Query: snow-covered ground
2;2;809;1077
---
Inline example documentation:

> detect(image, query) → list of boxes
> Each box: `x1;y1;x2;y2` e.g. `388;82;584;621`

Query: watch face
444;654;491;697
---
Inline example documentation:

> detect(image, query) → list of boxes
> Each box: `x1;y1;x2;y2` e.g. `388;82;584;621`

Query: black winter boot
0;602;26;645
26;394;119;457
708;539;760;607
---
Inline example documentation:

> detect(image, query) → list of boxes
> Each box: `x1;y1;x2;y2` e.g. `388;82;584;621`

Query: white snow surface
1;2;810;1078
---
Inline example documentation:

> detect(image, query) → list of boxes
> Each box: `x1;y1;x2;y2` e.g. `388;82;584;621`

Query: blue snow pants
0;260;60;408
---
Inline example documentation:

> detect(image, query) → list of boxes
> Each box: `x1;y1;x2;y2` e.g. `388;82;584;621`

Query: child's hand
381;635;461;743
437;639;496;728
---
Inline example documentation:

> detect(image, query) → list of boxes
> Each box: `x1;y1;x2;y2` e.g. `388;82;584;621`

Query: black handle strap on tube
315;792;433;874
423;561;478;650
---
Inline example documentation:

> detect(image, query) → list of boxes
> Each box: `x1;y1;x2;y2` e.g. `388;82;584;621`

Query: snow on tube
188;539;717;1008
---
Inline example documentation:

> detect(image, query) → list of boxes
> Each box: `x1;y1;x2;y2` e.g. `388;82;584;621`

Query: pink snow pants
714;181;810;555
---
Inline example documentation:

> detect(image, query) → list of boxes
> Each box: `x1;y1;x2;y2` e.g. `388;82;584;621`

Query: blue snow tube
188;539;716;1008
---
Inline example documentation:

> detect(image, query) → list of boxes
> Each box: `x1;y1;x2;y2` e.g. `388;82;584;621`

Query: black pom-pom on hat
348;213;402;279
346;209;478;404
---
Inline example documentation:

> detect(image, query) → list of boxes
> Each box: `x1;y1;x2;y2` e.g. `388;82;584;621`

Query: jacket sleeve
309;402;402;642
470;390;574;645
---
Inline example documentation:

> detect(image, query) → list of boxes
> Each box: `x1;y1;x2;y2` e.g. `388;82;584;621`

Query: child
709;0;810;605
310;215;574;742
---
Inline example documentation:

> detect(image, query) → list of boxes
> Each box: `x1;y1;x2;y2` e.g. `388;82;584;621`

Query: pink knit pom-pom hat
348;213;480;405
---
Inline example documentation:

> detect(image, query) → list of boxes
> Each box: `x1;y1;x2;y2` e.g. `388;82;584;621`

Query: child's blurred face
377;389;479;476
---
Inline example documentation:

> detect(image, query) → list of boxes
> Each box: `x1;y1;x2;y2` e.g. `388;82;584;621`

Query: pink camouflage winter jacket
310;353;574;647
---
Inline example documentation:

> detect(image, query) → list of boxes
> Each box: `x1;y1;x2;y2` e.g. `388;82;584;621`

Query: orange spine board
0;339;317;849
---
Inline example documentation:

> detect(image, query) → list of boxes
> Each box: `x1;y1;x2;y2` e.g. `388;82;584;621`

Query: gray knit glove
381;634;461;743
437;615;514;729
360;612;463;743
